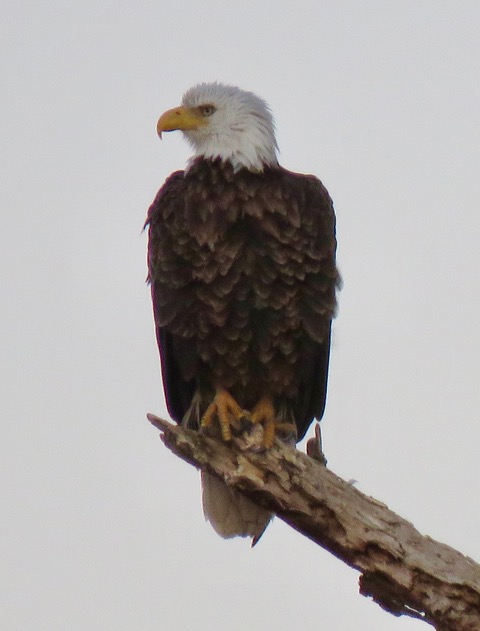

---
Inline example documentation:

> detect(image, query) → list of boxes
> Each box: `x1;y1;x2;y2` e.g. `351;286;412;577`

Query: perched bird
146;82;339;542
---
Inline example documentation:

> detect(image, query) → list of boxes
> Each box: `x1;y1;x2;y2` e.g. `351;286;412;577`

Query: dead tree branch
148;414;480;631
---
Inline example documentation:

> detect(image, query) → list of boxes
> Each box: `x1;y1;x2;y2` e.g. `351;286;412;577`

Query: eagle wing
146;171;198;423
268;170;337;440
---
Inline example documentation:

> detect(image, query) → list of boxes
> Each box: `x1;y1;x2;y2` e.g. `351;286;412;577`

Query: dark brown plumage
147;156;339;441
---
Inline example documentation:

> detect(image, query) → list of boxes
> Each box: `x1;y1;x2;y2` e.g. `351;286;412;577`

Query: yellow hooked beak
157;106;207;138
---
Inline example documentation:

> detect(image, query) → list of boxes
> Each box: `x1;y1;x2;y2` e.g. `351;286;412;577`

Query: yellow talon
201;388;247;442
250;396;277;448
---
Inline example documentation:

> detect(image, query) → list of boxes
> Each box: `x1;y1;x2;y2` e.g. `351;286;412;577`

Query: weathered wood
148;413;480;631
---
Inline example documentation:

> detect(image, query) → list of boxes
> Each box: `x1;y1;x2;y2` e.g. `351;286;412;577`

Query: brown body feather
147;157;339;441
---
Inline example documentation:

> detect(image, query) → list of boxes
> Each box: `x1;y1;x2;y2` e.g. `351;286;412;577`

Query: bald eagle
147;83;339;542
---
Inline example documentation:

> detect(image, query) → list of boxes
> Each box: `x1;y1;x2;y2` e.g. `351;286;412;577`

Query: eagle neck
185;156;279;177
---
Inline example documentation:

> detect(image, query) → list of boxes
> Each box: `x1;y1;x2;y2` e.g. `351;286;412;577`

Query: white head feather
181;82;279;172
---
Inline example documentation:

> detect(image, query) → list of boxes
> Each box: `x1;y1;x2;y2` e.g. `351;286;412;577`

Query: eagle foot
250;397;297;448
248;398;298;449
200;388;250;442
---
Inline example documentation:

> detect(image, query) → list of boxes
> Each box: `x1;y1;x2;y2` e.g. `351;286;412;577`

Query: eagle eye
199;105;216;117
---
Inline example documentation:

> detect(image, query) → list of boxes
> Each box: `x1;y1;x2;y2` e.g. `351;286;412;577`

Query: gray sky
2;1;480;629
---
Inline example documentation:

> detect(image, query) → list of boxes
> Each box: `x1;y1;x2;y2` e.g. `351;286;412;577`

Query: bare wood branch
147;413;480;631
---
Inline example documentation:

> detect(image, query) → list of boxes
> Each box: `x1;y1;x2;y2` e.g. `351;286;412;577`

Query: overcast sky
2;2;480;629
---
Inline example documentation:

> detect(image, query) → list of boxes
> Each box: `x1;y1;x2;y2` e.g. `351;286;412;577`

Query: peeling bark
148;414;480;631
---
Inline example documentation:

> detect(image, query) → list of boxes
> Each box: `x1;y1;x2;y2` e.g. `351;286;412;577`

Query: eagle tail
182;389;274;542
201;471;272;544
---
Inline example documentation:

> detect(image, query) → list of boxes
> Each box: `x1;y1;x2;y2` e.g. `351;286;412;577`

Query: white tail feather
201;471;272;542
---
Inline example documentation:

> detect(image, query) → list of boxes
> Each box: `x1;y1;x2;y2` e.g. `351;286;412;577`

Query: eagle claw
200;389;249;442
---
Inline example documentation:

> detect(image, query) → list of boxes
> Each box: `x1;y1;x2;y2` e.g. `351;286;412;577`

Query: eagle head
157;82;279;171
